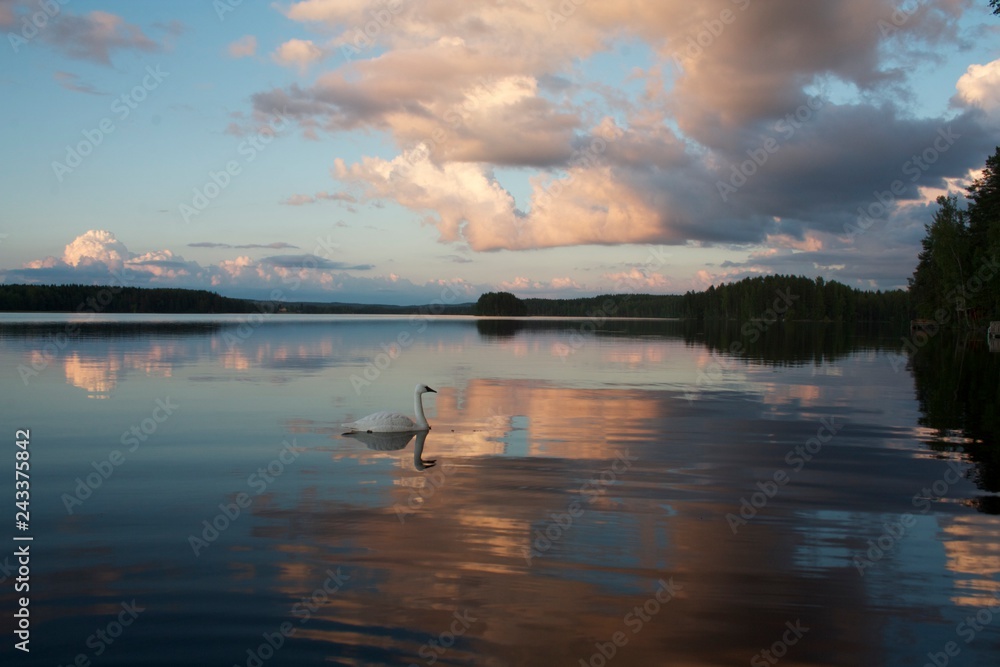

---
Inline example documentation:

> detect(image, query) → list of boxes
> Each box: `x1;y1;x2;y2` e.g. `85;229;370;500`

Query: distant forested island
474;276;910;323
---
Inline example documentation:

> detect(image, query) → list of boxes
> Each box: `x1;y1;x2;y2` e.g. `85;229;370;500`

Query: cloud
62;230;129;270
0;0;16;27
44;10;162;66
187;242;300;249
152;20;185;38
280;191;356;206
271;38;324;71
279;194;316;206
603;268;671;291
497;276;584;296
252;42;580;166
3;231;454;304
954;58;1000;121
258;254;373;271
53;71;103;96
335;141;667;251
253;0;998;287
126;250;202;279
228;34;257;59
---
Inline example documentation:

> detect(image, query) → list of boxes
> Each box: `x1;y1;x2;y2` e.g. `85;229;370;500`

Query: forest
0;279;911;323
678;275;909;323
472;280;909;322
0;283;254;313
907;147;1000;325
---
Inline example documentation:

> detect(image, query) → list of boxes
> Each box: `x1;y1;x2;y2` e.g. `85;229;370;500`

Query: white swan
342;383;437;433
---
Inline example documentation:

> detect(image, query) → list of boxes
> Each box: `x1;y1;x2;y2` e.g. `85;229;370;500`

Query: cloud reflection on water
2;316;999;665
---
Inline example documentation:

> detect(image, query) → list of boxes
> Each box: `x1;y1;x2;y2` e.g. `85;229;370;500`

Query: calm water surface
0;314;998;666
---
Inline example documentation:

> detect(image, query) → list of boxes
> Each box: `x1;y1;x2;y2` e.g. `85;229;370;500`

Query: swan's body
342;384;436;433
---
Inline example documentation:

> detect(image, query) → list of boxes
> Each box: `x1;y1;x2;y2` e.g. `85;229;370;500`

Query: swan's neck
414;391;429;428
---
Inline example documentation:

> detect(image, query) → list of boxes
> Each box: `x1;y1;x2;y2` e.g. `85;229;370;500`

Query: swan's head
415;383;437;395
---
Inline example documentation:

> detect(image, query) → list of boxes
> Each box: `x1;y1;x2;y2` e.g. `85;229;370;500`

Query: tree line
475;281;909;323
0;284;253;313
908;147;1000;325
679;275;909;323
0;281;911;322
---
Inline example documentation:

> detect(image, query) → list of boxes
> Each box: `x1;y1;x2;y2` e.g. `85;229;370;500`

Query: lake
0;313;998;666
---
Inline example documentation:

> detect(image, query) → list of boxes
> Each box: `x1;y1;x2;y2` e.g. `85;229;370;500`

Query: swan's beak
426;386;437;393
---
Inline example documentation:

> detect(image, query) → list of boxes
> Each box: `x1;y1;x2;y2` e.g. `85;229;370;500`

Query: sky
1;0;999;305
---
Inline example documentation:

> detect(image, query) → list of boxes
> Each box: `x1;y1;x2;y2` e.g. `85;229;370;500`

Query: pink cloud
271;38;324;71
228;35;257;59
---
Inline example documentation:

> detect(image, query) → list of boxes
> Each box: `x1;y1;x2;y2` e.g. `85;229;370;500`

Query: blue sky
1;0;999;304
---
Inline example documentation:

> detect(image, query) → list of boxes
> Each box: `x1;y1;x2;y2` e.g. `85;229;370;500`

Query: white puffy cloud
2;231;480;304
497;276;583;296
955;58;1000;121
335;142;664;251
63;230;129;270
603;268;671;291
271;38;324;70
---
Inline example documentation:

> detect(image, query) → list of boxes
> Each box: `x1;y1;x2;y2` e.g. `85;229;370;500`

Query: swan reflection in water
340;429;437;470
